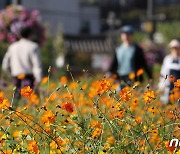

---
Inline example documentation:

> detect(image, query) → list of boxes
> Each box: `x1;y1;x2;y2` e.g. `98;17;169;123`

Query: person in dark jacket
107;25;152;88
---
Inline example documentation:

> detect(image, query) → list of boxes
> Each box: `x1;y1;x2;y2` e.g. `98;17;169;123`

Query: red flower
62;102;74;113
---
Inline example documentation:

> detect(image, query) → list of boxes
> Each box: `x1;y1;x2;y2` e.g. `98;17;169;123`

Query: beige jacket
2;38;42;82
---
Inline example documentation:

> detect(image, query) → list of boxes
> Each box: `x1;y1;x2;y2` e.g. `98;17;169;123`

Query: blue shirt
116;44;135;76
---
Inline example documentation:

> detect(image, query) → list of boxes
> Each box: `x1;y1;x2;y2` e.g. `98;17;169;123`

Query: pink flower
7;33;17;43
0;32;6;41
0;6;45;45
19;10;30;20
31;10;39;17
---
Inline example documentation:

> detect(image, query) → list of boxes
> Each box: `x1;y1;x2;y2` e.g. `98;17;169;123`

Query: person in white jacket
158;39;180;105
2;27;43;103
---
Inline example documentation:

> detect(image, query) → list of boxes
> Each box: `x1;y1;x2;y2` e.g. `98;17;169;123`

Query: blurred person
158;39;180;105
107;25;152;89
2;27;42;107
142;40;158;74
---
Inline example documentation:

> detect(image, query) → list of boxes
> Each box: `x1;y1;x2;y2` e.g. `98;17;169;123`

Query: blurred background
0;0;180;79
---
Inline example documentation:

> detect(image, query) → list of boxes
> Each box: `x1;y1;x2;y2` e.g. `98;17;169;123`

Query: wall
22;0;100;35
22;0;80;35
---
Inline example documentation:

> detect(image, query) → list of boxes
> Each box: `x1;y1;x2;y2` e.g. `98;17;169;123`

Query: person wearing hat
107;25;152;88
158;39;180;105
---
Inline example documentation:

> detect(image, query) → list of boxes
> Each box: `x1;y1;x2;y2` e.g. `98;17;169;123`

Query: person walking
158;39;180;105
2;27;43;107
107;25;152;88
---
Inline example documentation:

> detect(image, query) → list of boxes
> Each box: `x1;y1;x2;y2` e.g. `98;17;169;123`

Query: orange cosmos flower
136;68;144;76
27;140;39;154
131;98;139;110
41;111;55;124
82;84;88;90
20;86;33;98
138;140;146;151
0;91;4;97
41;77;48;84
60;76;68;85
165;141;176;152
149;129;160;143
90;120;102;139
147;106;158;115
49;93;57;101
50;137;63;149
13;130;19;138
1;150;12;154
107;136;115;144
89;120;101;128
169;75;175;82
150;134;160;143
125;124;131;130
114;110;125;119
114;102;122;110
62;93;73;100
0;96;4;104
104;142;111;151
17;74;25;80
120;87;132;101
0;98;10;110
92;126;102;139
143;90;155;103
135;116;142;124
69;82;78;90
0;139;5;147
169;87;180;103
97;79;112;95
29;94;40;105
173;125;180;137
23;129;29;135
129;72;135;80
164;110;176;120
62;102;74;113
174;79;180;88
50;83;56;89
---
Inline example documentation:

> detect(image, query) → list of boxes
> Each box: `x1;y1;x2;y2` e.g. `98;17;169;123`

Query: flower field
0;69;180;154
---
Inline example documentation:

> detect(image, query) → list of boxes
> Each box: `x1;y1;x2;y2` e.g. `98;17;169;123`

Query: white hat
169;39;180;48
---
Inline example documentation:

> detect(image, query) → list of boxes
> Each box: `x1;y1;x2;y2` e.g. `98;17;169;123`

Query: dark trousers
119;75;133;89
12;74;35;107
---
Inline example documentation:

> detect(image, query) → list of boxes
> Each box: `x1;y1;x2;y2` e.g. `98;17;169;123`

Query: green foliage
133;31;149;43
121;9;145;21
0;41;8;59
157;21;180;43
53;26;65;55
155;5;180;20
41;37;56;76
116;31;149;44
